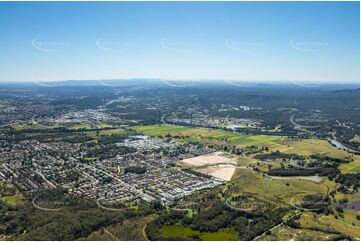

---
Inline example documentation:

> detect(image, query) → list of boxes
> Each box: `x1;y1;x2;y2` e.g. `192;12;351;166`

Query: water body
334;200;360;211
328;138;358;154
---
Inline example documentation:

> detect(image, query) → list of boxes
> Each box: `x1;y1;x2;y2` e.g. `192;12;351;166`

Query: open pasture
256;224;340;241
297;210;360;240
230;169;331;205
339;161;360;173
134;125;281;147
275;138;358;160
134;125;357;161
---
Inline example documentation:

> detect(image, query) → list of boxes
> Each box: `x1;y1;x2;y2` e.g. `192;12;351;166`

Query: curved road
96;198;126;211
32;197;63;211
290;114;319;129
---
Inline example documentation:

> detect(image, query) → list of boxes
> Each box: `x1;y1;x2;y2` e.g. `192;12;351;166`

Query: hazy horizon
0;78;359;87
0;1;359;83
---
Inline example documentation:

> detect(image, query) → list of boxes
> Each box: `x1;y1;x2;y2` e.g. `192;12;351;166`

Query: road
289;114;319;129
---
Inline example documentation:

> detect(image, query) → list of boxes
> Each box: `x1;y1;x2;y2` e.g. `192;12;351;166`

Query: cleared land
177;153;237;181
197;165;236;181
178;152;236;167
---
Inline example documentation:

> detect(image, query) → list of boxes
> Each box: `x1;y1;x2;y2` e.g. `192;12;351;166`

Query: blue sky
0;1;359;83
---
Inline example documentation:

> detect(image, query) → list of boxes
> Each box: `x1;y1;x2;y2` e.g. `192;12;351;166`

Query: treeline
336;173;360;193
146;201;287;241
268;168;360;190
50;96;106;109
267;167;340;180
254;151;303;160
97;134;128;145
85;144;136;159
255;152;350;164
0;190;153;240
2;131;92;143
309;154;350;164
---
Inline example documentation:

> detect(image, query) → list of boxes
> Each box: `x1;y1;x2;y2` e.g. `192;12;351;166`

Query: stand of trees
124;166;147;174
146;200;287;241
336;173;360;193
267;167;340;180
0;190;153;240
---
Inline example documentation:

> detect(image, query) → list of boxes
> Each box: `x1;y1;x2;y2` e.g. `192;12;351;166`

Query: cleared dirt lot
178;152;237;167
178;153;237;181
196;165;236;181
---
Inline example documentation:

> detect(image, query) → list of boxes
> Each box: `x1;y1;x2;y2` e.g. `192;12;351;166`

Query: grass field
276;138;359;161
339;161;360;173
12;122;113;131
12;123;53;130
134;125;358;161
84;214;157;241
85;128;127;139
67;123;112;130
230;168;359;239
187;208;197;218
334;191;360;204
10;122;358;162
160;225;238;240
0;190;25;207
297;210;360;239
83;229;117;241
257;224;340;241
230;168;331;205
134;125;281;147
